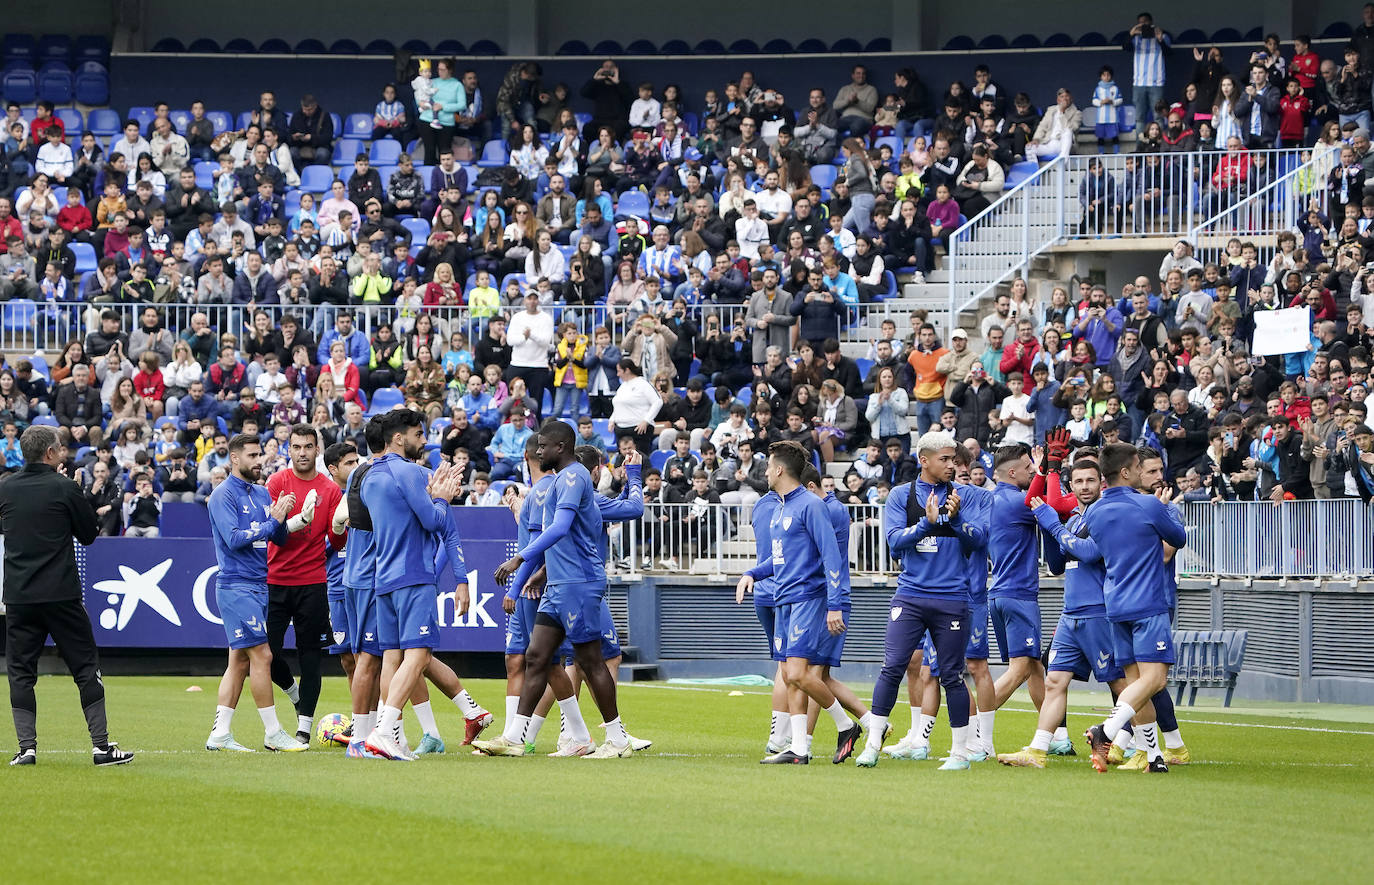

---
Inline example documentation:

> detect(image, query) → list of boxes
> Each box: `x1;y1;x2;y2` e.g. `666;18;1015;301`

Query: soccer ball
315;713;350;747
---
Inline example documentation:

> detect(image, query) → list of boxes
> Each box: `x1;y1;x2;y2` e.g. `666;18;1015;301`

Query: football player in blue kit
479;420;635;759
205;434;306;752
359;410;466;761
320;441;360;745
735;441;852;765
737;488;790;754
981;444;1064;757
856;430;988;770
1083;443;1188;774
999;457;1128;768
336;420;385;758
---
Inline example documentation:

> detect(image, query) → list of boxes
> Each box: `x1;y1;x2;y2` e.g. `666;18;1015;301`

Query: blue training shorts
964;602;989;660
990;597;1041;661
349;586;380;656
217;582;268;650
1111;613;1175;666
505;594;538;656
814;604;849;668
538;580;606;646
557;596;620;664
756;598;787;663
377;583;440;650
1048;614;1126;683
327;594;351;655
780;596;829;664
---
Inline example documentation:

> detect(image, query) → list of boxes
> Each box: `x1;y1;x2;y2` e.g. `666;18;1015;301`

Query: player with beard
205;434;306;752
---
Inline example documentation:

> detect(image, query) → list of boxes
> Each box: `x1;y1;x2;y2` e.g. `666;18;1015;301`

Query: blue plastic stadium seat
1004;160;1038;189
30;415;58;427
558;40;592;56
763;39;793;54
167;109;190;133
235;111;253;131
206;111;232;134
476;140;508;167
864;38;892;52
363;39;396;55
796;38;827;53
855;358;874;379
1211;28;1242;43
3;35;36;63
2;300;37;334
468;40;501;55
299;165;335;192
402;40;434;55
38;35;71;64
1177;28;1208;43
29;353;49;379
55;107;83;134
626;40;657;54
976;35;1008;49
150;38;185;53
75;35;110;63
729;39;760;54
942;36;976;51
2;68;36;104
1076;32;1108;47
330;39;362;54
332;137;363;165
402;218;430;242
127;105;156;130
876;271;896;300
874;135;901;155
1118;105;1137;133
1043;33;1073;47
345;113;372;137
370;139;401;165
225;38;259;53
1010;34;1040;48
615;190;650;219
294;39;327;54
32;72;64;107
591;419;614;447
592;40;624;55
366;387;404;415
809;165;837;190
693;39;726;54
648;449;671;472
87;108;120;136
74;67;107;105
186;38;220;53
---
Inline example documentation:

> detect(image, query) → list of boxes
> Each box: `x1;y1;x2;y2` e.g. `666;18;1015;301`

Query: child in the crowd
1092;65;1122;153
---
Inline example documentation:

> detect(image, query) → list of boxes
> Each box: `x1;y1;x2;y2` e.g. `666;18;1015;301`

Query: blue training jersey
361;453;450;594
207;474;287;584
988;481;1062;601
823;492;852;609
744;491;780;606
1032;503;1106;617
507;474;554;601
538;462;604;586
1162;501;1181;611
341;467;375;591
1081;486;1187;622
433;507;468;583
768;485;846;609
956;482;992;605
883;480;987;601
325;535;346;599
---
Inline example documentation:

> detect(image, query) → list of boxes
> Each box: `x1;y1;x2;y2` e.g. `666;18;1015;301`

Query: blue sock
1151;686;1178;733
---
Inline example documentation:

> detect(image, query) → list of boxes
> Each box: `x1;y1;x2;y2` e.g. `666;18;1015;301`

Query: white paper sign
1251;306;1312;357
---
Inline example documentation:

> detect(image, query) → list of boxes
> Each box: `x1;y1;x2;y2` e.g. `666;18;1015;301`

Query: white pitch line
637;683;1374;736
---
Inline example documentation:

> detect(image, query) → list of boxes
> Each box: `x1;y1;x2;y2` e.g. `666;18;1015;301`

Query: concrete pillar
506;0;542;56
892;0;929;53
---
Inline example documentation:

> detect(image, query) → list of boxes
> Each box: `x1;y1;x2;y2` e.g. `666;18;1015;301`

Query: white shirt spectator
610;374;662;428
111;134;151;164
734;215;769;260
525;245;566;283
35;141;74;179
629;97;662;129
999;391;1034;445
753;185;791;222
508;307;554;368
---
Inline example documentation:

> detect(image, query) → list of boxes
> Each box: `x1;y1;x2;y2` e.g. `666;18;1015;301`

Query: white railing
1176;499;1374;579
1187;150;1331;269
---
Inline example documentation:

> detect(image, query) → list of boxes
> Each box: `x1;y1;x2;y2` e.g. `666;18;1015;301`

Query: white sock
528;713;547;741
353;712;373;739
859;711;874;732
503;713;530;744
804;733;814;756
1139;722;1162;760
604;716;628;745
284;682;300;705
504;695;519;728
453;689;480;718
1052;725;1068;743
916;713;936;748
1162;729;1183;749
789;714;808;756
968;716;979;747
775;710;792;746
865;715;888;751
378;705;402;740
258;706;282;735
976;710;996;749
949;724;969;760
413;701;439;737
557;697;591;743
824;700;849;729
1103;702;1136;740
297;715;313;736
1112;727;1134;751
211;705;234;737
769;711;787;745
1030;729;1053;752
910;706;921;731
1133;729;1147;750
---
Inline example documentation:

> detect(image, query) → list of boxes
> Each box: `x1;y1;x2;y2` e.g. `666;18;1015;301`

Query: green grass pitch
2;675;1371;884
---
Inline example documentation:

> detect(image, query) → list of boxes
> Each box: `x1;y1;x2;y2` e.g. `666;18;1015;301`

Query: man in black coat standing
1;425;133;766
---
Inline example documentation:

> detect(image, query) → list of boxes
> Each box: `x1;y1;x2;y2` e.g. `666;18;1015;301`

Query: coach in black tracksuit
0;425;132;766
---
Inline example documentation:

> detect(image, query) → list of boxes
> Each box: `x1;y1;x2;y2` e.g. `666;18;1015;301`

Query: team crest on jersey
890;606;901;621
1156;640;1167;651
781;516;793;530
774;635;783;651
1048;650;1057;664
419;625;430;635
